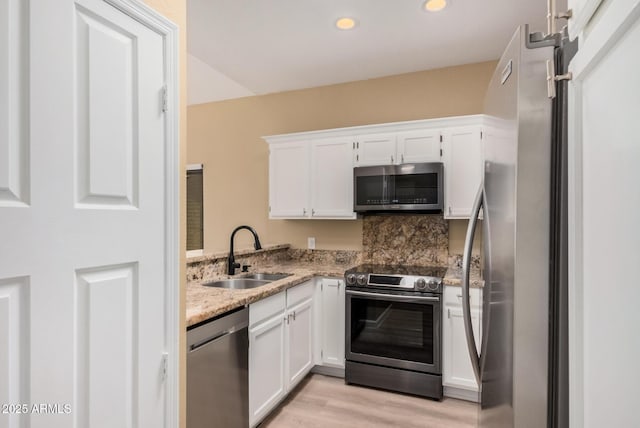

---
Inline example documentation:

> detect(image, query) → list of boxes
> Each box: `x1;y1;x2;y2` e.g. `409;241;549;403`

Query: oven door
345;289;441;374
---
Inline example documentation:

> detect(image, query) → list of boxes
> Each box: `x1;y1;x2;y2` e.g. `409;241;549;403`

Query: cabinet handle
401;154;404;163
449;206;452;215
391;155;394;163
448;308;451;319
303;208;307;215
284;315;289;324
293;311;296;321
311;208;315;216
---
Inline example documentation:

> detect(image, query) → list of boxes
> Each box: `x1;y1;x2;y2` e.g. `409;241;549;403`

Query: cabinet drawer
286;280;314;307
444;286;482;308
250;291;286;328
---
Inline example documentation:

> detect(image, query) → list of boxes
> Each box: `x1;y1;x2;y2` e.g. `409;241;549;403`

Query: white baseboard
311;365;345;378
443;385;480;403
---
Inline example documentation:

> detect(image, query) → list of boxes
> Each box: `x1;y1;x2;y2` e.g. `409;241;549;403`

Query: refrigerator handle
462;182;483;385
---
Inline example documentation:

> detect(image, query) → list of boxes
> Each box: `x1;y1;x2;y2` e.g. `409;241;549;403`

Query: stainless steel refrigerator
461;26;576;428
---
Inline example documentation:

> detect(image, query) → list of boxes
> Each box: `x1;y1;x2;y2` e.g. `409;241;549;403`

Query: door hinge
161;352;168;382
546;60;573;99
161;84;168;113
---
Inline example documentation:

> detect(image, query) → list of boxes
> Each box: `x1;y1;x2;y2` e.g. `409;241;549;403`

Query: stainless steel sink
202;278;271;290
242;273;292;281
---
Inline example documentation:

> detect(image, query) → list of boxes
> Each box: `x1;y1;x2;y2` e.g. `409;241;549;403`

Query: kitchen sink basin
202;278;271;290
242;273;292;281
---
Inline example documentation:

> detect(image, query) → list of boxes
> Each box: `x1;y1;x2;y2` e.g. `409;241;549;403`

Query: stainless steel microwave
353;162;444;213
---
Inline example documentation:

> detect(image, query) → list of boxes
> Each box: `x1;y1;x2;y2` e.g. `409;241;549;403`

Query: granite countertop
186;259;484;328
443;267;484;288
186;260;353;327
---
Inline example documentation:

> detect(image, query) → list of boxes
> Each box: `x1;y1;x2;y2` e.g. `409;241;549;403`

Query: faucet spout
228;225;262;275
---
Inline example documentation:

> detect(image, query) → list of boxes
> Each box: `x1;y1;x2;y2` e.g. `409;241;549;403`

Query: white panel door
269;141;309;218
568;1;640;427
0;1;174;427
442;126;483;218
568;0;604;40
355;133;397;166
285;298;313;390
249;315;286;427
396;129;442;164
320;279;345;368
310;137;355;219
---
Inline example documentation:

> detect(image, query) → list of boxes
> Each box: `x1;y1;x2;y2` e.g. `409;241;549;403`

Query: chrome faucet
227;225;262;275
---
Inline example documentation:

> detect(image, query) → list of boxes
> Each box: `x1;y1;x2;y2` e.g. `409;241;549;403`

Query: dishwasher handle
189;327;240;352
187;307;249;352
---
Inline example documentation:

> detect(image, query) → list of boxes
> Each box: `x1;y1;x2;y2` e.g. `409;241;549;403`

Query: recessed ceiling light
335;17;357;30
423;0;448;12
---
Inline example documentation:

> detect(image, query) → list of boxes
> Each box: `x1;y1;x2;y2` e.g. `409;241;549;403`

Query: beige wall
141;1;186;427
188;61;496;254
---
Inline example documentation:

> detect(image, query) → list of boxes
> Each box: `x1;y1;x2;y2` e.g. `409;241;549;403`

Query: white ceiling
187;0;561;105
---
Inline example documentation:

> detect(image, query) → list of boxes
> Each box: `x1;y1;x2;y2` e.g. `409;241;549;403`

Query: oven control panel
345;271;443;293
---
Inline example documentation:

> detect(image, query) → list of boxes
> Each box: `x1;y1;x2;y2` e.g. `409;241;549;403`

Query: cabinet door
355;133;397;166
442;126;483;218
320;279;345;368
397;129;441;164
249;314;286;426
443;306;481;391
286;298;313;390
310;137;356;218
567;0;603;40
269;141;309;218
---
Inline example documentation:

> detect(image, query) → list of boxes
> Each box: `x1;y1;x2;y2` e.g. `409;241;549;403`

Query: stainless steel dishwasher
187;307;249;428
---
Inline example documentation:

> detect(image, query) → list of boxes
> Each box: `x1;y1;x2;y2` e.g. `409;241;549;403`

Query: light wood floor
260;374;478;428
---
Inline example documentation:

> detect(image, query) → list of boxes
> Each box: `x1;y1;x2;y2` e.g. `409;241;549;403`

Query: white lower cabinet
249;280;314;427
442;286;482;402
319;278;345;368
286;297;314;387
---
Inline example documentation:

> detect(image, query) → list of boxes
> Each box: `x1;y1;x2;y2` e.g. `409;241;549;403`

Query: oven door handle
346;289;440;303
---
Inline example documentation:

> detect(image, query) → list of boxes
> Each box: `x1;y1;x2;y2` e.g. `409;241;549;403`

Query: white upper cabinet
396;129;442;164
310;137;356;219
355;133;397;166
355;129;441;166
265;115;485;220
442;126;483;219
269;141;309;218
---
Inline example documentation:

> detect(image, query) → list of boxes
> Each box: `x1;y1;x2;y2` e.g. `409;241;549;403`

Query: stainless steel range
344;264;445;400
